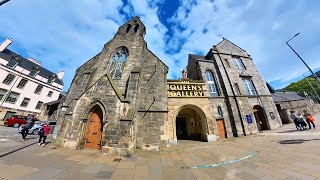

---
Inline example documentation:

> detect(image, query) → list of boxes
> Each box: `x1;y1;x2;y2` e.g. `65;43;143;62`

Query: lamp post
286;33;320;86
302;73;320;102
0;0;10;6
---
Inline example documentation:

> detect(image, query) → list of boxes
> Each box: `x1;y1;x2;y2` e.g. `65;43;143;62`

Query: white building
0;38;64;121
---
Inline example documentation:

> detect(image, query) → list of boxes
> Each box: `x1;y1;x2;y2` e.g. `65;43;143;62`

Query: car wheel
13;123;20;128
32;129;39;135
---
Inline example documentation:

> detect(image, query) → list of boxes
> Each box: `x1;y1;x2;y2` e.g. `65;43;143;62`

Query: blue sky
1;0;320;91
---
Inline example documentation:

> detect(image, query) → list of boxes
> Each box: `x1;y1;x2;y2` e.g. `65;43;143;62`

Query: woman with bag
38;123;51;147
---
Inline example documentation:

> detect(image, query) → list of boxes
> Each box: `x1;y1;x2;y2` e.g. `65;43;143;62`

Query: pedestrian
38;123;50;147
290;110;303;131
297;113;307;130
21;117;36;141
304;110;316;129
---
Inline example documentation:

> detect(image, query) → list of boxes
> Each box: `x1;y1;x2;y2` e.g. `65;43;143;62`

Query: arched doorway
85;105;103;149
175;105;207;141
253;105;269;130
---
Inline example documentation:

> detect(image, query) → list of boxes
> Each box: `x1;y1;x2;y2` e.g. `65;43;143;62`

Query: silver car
18;121;56;135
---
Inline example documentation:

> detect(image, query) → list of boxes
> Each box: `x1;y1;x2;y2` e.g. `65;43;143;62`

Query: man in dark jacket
21;117;36;141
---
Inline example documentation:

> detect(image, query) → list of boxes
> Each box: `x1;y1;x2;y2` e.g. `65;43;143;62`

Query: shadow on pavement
279;138;320;144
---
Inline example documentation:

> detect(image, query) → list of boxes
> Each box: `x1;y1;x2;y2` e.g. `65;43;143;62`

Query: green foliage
284;78;320;96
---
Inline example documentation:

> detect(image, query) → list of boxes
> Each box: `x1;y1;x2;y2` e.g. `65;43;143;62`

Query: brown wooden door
85;108;102;149
216;119;226;139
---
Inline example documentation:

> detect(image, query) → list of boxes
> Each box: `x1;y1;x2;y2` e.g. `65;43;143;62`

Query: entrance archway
253;105;269;130
175;105;207;141
85;105;103;149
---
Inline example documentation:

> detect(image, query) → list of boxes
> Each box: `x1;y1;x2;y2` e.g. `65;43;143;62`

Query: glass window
0;88;8;101
233;57;245;70
5;91;20;104
16;79;28;89
20;98;30;107
242;78;257;95
2;74;16;85
47;76;55;84
205;70;219;96
6;59;19;69
217;106;223;116
234;83;241;95
35;101;43;109
29;68;39;78
34;85;43;94
47;91;53;97
109;47;128;79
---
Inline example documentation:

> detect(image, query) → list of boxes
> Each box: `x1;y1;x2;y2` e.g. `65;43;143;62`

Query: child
305;111;316;129
38;123;50;147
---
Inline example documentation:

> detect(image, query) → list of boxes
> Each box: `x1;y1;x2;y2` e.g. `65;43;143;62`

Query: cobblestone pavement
0;125;22;138
0;132;320;180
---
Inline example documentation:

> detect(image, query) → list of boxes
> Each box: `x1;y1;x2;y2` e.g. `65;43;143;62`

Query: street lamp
286;33;320;86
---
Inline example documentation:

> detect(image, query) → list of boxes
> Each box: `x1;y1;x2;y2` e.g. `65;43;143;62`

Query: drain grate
112;158;122;162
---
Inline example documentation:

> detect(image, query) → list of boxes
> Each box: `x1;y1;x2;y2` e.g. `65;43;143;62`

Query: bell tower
116;16;146;38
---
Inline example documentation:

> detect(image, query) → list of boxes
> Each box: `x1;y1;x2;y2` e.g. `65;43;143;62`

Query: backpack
38;128;44;135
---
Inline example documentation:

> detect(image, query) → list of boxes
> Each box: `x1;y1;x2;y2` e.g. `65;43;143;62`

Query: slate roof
0;49;63;85
189;54;206;60
271;92;306;103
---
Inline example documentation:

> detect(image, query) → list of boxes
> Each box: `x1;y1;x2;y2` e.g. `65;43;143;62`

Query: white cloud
1;0;319;91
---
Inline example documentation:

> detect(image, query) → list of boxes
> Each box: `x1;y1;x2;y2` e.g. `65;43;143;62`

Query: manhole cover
112;158;121;162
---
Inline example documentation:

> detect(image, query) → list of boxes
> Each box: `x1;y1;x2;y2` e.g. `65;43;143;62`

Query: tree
284;78;320;102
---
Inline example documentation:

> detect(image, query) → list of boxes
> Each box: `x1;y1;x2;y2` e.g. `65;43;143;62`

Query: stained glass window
109;48;128;79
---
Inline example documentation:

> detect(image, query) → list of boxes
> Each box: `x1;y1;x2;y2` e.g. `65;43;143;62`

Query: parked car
3;115;29;127
18;121;57;135
18;121;43;135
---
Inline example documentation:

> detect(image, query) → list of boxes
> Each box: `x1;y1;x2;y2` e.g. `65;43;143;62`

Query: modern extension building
52;17;282;155
0;38;64;121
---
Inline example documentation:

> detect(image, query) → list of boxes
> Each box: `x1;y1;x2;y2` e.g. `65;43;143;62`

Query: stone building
272;91;320;123
53;17;282;155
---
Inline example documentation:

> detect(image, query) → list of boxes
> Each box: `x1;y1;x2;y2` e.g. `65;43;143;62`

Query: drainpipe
215;48;246;136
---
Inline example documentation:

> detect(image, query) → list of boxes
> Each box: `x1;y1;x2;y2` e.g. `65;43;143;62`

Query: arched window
126;24;131;33
205;70;219;96
134;24;139;32
109;47;128;79
217;106;223;116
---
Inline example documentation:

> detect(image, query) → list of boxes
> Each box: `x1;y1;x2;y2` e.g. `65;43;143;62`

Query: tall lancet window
109;47;128;79
205;70;219;97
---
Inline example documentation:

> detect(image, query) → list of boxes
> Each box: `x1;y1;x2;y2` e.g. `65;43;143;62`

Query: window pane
5;91;20;104
205;70;219;96
34;85;43;94
109;48;128;79
242;78;256;95
47;91;53;97
29;68;39;78
233;57;245;70
2;74;16;85
35;101;43;109
6;59;18;68
17;79;28;89
0;88;8;101
20;98;30;107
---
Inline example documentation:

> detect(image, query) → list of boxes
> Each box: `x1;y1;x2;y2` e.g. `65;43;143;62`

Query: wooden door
85;108;102;149
216;119;226;139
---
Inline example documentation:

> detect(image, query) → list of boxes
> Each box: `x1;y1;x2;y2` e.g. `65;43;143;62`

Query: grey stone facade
53;17;282;155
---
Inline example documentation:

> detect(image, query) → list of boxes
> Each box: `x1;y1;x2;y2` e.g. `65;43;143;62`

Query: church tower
52;17;168;155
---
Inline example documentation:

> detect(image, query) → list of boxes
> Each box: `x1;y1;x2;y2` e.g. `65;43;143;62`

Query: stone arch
253;105;270;130
79;100;107;150
172;104;209;142
126;24;131;33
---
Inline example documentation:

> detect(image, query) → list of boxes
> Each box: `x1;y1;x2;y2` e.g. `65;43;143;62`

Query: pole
302;74;320;102
0;0;10;6
286;33;320;86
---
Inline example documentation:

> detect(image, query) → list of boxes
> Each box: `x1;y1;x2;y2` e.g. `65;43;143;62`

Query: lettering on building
167;82;206;97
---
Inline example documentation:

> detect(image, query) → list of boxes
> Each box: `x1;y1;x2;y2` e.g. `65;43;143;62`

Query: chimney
28;57;41;66
57;70;64;80
0;38;13;52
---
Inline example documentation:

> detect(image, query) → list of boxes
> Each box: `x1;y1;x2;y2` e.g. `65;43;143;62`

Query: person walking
290;110;303;130
21;117;36;141
38;123;50;147
304;110;316;129
297;113;307;130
